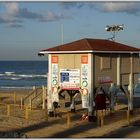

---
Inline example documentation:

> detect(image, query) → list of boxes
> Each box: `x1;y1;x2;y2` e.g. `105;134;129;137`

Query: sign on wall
60;69;80;89
51;56;59;103
98;76;112;84
52;64;58;85
81;55;89;108
81;95;89;108
52;56;58;86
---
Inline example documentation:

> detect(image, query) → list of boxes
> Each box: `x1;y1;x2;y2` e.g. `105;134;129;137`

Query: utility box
39;38;140;116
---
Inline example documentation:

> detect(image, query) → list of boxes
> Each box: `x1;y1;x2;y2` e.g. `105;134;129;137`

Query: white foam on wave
0;86;32;90
0;74;5;76
5;72;15;75
11;77;22;80
0;72;47;79
18;74;47;78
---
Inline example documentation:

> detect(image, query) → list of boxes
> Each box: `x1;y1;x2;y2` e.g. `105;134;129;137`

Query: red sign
98;76;113;84
81;55;88;64
52;56;58;63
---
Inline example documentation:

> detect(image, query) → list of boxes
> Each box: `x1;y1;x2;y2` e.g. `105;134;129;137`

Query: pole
7;104;10;117
25;105;29;120
67;111;71;128
117;54;121;86
33;86;36;97
29;98;32;110
13;92;16;105
21;97;23;110
129;53;133;111
42;85;45;110
127;109;130;125
45;108;48;121
61;23;64;45
100;110;104;127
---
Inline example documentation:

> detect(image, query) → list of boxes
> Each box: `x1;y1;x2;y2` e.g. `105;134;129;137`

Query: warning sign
52;56;58;63
81;55;88;64
52;64;58;86
60;69;80;89
82;95;88;108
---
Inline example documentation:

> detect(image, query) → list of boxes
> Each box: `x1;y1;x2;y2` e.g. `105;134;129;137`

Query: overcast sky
0;2;140;60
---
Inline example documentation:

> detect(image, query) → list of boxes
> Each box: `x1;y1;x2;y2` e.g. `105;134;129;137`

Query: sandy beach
0;89;140;138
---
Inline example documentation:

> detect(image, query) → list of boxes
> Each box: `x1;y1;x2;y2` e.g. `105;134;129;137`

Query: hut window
100;56;111;70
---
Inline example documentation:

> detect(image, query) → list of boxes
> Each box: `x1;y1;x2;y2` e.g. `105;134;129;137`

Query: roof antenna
105;24;124;42
61;23;64;45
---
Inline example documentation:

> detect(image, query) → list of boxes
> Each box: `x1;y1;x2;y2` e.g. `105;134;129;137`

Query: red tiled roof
40;38;140;53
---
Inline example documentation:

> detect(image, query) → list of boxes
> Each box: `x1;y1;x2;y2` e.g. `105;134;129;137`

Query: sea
0;60;140;96
0;61;48;90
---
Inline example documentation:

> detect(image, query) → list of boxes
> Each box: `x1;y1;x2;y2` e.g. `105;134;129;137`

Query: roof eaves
39;50;140;54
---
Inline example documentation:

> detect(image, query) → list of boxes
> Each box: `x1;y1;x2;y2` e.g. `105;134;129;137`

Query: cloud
0;2;19;24
18;8;41;19
60;2;85;9
8;24;23;28
102;2;140;15
60;2;140;16
40;11;62;22
0;2;67;28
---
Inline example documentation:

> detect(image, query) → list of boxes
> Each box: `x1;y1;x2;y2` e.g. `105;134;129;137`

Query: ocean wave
0;72;47;80
11;77;22;80
18;74;47;78
0;86;33;90
5;72;15;75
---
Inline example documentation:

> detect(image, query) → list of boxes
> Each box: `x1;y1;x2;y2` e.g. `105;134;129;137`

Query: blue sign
60;72;69;83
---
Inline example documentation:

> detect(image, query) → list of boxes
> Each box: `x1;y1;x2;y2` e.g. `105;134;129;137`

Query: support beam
47;54;54;116
88;53;94;121
117;54;121;86
67;90;76;112
129;53;134;111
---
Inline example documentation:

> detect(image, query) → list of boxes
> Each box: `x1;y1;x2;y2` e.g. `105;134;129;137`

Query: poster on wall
52;87;59;102
52;64;58;86
98;76;112;84
81;88;89;108
51;56;59;102
60;69;80;89
81;55;88;88
81;64;88;87
81;55;89;108
47;90;53;110
82;95;89;108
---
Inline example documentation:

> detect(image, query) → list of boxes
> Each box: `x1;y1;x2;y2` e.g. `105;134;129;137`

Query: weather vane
105;24;124;41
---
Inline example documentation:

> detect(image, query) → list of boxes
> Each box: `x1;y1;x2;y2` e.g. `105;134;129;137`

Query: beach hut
39;38;140;119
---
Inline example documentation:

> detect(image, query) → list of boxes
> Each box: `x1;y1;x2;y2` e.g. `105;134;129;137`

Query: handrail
31;90;42;102
23;89;36;102
23;86;46;102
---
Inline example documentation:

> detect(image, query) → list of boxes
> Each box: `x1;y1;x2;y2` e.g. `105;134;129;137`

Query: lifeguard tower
39;38;140;120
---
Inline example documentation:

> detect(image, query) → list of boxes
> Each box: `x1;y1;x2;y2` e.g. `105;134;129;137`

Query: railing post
33;86;36;97
21;97;23;110
7;104;10;117
42;85;46;110
127;109;130;125
67;111;71;128
100;110;104;127
45;109;48;121
29;98;32;110
13;92;16;105
25;105;29;120
97;110;100;126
